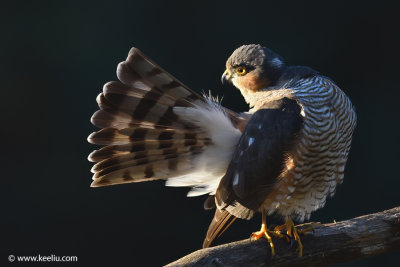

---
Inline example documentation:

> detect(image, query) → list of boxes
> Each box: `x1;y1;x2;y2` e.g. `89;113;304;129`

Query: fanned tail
88;47;244;191
88;48;210;187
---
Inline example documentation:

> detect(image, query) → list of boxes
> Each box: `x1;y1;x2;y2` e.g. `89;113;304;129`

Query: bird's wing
88;47;245;192
203;97;303;247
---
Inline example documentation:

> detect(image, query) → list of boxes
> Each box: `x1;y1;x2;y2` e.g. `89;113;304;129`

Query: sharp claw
273;218;309;257
251;228;276;256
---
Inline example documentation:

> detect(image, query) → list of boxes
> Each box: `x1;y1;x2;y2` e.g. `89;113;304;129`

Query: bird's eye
235;66;247;76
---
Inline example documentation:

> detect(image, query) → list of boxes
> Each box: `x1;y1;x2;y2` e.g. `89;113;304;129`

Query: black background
2;0;400;266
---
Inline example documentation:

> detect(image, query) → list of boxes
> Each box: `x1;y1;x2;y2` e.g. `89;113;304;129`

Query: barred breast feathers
252;76;357;222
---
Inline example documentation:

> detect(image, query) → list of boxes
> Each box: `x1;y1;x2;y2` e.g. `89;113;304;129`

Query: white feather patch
248;137;255;146
166;98;242;196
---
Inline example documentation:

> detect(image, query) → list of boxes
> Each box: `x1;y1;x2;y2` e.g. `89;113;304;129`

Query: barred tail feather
88;47;244;194
91;155;195;187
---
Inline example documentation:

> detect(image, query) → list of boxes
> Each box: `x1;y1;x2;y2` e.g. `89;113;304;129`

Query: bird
87;44;356;257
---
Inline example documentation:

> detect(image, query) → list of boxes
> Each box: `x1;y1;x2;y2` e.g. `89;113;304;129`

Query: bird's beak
221;69;233;84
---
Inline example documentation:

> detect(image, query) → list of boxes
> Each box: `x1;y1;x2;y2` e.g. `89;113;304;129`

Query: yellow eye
235;66;247;75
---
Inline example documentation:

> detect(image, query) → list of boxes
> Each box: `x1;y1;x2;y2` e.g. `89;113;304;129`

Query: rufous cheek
234;72;270;92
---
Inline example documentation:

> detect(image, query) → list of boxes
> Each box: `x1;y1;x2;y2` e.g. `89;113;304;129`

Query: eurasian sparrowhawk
88;44;356;256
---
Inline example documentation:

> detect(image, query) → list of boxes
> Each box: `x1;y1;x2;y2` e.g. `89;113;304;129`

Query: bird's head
222;44;285;93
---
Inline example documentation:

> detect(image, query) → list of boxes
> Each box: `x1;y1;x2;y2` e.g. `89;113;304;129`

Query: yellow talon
252;210;311;257
274;218;308;257
251;223;276;256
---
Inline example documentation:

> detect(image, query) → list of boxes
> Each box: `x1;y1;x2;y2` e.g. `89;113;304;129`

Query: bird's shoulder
274;65;319;88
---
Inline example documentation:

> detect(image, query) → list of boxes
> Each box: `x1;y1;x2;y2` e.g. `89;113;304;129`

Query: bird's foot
297;227;313;235
274;218;309;257
251;223;280;256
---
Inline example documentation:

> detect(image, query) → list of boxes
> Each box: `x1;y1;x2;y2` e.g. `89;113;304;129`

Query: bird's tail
88;47;243;192
203;208;237;248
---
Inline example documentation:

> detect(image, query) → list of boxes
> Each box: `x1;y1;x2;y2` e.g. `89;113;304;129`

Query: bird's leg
273;217;306;257
250;208;279;256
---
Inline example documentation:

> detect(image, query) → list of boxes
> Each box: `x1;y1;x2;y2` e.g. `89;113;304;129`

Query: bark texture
166;207;400;267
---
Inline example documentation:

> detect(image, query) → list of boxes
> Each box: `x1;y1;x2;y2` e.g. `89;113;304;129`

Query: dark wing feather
218;97;303;215
203;97;303;247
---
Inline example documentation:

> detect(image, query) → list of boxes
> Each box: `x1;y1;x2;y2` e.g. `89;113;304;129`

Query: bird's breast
261;76;356;222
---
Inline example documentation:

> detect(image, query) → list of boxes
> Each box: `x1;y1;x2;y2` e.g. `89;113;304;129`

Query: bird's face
222;44;285;93
222;64;268;94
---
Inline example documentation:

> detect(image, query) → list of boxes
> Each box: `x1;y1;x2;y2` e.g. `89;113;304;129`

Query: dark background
1;0;399;266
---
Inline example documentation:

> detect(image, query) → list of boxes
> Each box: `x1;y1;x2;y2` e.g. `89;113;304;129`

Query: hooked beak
221;69;233;85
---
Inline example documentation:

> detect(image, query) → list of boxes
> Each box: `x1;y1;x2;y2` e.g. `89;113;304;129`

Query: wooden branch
166;207;400;267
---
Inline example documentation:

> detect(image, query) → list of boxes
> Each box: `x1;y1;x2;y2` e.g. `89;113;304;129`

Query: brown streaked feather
116;47;204;106
91;109;137;129
88;143;205;163
203;209;237;248
91;146;204;173
88;137;207;152
88;127;209;146
93;152;189;178
88;47;226;188
121;48;199;91
90;48;207;132
88;47;246;192
91;155;195;187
